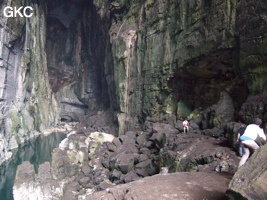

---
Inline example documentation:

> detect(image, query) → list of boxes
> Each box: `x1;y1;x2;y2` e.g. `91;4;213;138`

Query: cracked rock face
0;0;59;164
46;0;110;121
92;0;266;135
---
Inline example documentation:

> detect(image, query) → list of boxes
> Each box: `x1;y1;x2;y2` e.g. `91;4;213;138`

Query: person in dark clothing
236;124;246;156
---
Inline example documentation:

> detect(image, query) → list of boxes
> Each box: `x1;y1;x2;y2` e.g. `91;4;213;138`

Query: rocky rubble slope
13;110;267;200
13;119;240;200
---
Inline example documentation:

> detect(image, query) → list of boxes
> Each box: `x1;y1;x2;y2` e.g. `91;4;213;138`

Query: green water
0;133;66;200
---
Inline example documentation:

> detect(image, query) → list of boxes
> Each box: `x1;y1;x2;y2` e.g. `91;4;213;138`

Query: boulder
62;181;80;200
51;148;73;180
150;132;167;149
13;162;55;200
112;137;122;148
118;135;136;145
117;143;139;154
225;122;247;148
227;144;267;200
87;132;115;144
85;172;232;200
203;91;235;129
144;122;178;136
125;131;137;139
97;179;116;191
110;169;123;183
135;168;149;177
135;159;158;175
202;127;224;138
213;92;235;129
109;145;139;174
114;153;136;174
123;170;140;183
79;177;90;187
238;94;267;125
136;133;149;147
13;161;35;188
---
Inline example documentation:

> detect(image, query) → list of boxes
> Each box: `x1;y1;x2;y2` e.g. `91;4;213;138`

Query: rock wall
0;0;59;163
93;0;247;135
235;0;267;126
236;0;267;95
91;0;267;136
46;0;111;122
0;0;112;163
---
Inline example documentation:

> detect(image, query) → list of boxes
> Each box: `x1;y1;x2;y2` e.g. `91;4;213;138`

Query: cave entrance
168;49;249;113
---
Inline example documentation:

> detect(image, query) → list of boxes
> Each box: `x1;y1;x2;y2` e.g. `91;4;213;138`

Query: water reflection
0;132;66;200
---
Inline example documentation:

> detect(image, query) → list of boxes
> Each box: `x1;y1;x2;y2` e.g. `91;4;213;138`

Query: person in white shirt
183;120;189;133
238;118;266;168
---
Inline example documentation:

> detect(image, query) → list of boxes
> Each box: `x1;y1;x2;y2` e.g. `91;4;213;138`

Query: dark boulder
227;144;267;200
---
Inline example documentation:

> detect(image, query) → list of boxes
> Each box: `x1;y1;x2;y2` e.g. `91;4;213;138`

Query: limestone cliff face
92;0;267;135
94;0;240;135
0;0;111;163
46;0;110;122
0;0;59;162
236;0;267;95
